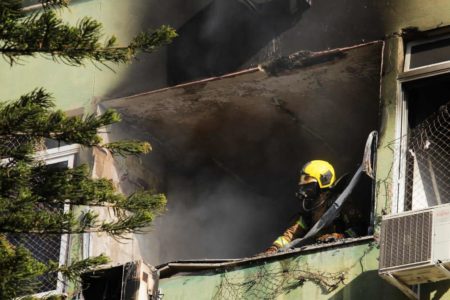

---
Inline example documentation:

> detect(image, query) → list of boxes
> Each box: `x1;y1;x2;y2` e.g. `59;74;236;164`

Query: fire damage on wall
97;41;383;264
109;0;384;99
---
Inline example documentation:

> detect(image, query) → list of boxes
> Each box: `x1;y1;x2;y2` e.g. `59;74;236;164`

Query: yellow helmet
300;160;336;189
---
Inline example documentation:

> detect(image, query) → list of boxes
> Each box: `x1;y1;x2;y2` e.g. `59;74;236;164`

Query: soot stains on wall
102;43;382;263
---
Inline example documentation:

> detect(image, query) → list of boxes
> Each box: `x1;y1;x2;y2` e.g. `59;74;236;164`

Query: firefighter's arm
264;216;308;254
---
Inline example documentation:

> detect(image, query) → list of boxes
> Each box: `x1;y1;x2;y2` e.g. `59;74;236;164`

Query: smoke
108;105;306;265
166;0;309;85
127;115;303;263
143;175;280;262
99;0;385;106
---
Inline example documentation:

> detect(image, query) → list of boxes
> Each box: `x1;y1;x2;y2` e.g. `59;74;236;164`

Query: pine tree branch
56;254;110;283
0;235;48;299
39;0;70;9
103;141;152;157
0;89;129;159
0;1;172;296
0;171;167;235
0;9;176;66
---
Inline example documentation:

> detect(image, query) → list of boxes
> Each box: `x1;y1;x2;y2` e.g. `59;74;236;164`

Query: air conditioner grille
380;211;432;269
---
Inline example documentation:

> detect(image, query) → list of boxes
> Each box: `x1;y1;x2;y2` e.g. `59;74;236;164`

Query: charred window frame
393;35;450;214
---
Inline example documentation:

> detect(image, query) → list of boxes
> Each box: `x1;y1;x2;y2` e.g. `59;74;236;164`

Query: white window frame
404;34;450;72
34;143;80;166
37;144;80;295
392;81;409;214
11;144;81;298
392;38;450;214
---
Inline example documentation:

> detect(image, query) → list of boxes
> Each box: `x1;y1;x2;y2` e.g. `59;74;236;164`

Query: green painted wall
159;241;406;300
0;0;209;112
1;1;134;112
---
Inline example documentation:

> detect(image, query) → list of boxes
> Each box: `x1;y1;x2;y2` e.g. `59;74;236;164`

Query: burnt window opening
81;265;125;300
401;74;450;211
103;42;383;260
81;263;142;300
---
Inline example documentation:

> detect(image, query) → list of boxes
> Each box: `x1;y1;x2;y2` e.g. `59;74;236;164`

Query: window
8;143;80;296
405;35;450;71
394;35;450;213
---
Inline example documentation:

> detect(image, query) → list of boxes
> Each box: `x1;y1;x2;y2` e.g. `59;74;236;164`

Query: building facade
2;0;450;299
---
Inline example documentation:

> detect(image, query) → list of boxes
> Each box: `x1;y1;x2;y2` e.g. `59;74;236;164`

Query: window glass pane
44;139;69;149
46;160;69;170
410;37;450;69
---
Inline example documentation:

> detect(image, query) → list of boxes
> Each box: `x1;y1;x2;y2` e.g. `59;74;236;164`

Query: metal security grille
1;136;68;295
8;234;61;293
404;101;450;211
379;211;432;269
0;136;48;160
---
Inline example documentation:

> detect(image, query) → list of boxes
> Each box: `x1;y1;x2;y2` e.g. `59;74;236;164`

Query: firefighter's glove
253;246;278;257
263;245;279;255
316;233;345;243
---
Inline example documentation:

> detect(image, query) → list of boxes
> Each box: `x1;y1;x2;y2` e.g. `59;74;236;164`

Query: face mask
296;182;320;211
296;182;319;200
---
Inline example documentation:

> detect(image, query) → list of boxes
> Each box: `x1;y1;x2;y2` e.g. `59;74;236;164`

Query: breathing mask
296;182;319;201
295;174;323;211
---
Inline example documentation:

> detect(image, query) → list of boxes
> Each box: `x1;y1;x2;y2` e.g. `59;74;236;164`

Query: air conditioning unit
379;203;450;286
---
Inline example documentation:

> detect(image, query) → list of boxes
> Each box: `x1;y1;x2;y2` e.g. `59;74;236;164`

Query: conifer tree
0;0;176;66
0;1;175;298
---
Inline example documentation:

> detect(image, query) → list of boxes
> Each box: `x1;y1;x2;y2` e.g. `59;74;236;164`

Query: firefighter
264;160;363;254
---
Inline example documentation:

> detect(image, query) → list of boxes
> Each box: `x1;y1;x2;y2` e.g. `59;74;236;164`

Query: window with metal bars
7;144;79;296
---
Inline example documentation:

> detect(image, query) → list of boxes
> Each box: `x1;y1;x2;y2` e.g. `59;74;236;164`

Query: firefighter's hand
253;246;278;257
264;245;278;255
317;233;345;243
